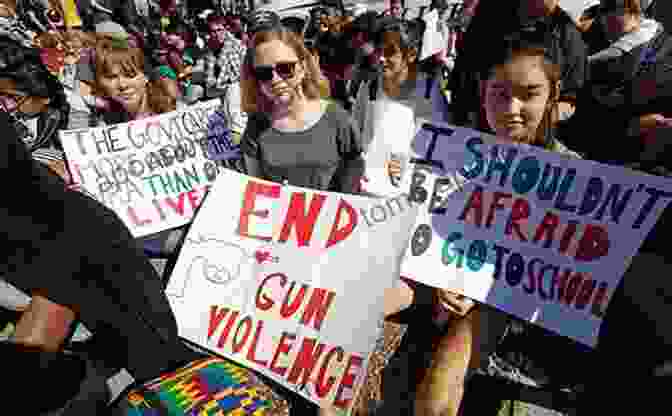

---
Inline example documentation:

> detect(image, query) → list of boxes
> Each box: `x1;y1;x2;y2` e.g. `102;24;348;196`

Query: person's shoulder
323;99;350;119
322;100;358;130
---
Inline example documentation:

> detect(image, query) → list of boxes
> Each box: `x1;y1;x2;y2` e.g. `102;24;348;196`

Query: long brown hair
241;29;322;114
94;38;176;115
480;46;560;147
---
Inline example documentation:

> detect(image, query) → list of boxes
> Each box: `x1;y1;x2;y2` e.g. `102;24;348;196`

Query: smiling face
483;53;556;144
96;47;148;114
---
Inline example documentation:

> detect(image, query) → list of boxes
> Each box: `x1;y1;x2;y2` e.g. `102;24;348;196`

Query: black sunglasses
253;61;299;82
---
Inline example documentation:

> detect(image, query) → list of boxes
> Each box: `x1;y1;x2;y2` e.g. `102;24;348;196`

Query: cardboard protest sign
59;99;238;237
400;122;672;347
166;171;417;413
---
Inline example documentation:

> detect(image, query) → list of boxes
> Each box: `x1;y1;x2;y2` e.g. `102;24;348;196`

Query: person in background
559;0;672;163
0;110;202;412
556;3;672;412
575;3;611;53
415;32;593;416
345;10;383;109
191;13;245;99
353;16;444;415
384;0;403;18
73;20;155;122
0;37;71;182
70;36;176;129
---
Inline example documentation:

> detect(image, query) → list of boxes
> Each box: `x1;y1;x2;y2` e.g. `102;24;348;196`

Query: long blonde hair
241;29;322;114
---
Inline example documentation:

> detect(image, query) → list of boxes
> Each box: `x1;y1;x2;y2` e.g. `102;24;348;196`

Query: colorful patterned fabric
116;357;290;416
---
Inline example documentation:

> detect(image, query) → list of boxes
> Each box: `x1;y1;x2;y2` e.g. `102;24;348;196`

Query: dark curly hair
0;37;69;111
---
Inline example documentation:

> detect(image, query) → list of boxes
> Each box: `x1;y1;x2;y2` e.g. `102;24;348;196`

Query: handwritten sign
60;99;229;237
166;171;417;413
400;122;672;347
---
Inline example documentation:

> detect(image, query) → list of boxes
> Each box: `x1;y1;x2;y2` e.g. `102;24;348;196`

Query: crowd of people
1;0;671;415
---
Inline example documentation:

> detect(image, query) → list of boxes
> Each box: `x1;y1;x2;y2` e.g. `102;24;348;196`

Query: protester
559;0;672;163
345;10;383;108
0;37;71;182
240;9;283;113
70;37;175;128
313;12;356;108
415;31;593;416
240;26;364;415
0;110;203;411
73;20;146;122
450;0;588;128
556;2;672;411
241;27;363;193
192;13;245;99
352;17;423;171
348;16;429;415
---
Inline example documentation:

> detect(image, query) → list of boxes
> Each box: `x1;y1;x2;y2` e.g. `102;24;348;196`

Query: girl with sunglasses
241;27;364;195
240;26;363;416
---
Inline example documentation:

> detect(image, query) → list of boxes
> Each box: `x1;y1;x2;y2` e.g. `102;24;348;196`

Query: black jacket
559;26;672;255
0;111;200;381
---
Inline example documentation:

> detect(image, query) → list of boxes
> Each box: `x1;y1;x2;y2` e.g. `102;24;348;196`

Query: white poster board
400;122;672;347
166;171;417;414
420;9;448;61
362;97;416;197
59;99;225;237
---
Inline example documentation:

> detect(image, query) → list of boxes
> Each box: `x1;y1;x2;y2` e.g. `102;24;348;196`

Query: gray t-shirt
241;101;364;194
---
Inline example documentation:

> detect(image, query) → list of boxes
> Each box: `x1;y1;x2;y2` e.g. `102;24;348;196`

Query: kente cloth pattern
118;357;290;416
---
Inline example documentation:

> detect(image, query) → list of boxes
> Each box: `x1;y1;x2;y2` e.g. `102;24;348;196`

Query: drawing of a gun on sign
165;235;279;299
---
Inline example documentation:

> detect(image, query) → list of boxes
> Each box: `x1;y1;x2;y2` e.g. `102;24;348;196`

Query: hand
631;113;672;143
45;160;71;184
387;156;403;185
434;288;475;318
557;101;575;121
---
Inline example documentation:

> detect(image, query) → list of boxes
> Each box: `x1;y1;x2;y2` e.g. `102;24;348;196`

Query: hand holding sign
168;171;418;413
401;122;672;347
